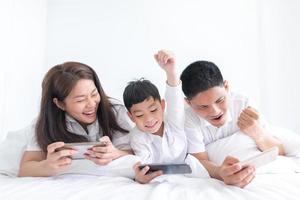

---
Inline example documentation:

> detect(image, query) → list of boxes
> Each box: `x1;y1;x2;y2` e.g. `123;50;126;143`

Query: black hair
180;61;224;99
123;78;161;111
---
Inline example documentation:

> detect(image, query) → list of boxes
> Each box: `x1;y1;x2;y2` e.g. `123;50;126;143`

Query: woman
19;62;133;177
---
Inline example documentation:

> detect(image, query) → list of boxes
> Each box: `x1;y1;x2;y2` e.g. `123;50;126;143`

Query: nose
86;97;96;108
210;104;221;116
144;113;154;123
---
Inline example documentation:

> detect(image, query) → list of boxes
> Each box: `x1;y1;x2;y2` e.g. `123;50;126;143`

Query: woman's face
60;79;100;126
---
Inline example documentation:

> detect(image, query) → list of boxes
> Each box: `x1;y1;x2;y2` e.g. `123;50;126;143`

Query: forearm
255;135;285;155
18;160;53;177
114;149;133;159
166;71;179;87
199;159;222;180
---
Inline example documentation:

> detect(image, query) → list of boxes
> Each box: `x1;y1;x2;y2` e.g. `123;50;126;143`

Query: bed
1;126;300;200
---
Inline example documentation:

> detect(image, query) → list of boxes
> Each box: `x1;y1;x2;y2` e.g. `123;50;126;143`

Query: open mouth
83;110;96;117
211;113;223;121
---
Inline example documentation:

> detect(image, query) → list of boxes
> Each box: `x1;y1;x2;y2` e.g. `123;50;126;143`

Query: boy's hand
237;106;265;142
154;50;179;86
133;162;163;184
219;156;255;188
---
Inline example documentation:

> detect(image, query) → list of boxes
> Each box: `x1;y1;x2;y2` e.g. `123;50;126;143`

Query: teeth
84;111;95;115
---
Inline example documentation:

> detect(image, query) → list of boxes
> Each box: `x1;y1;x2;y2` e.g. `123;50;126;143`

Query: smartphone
138;163;192;174
240;146;279;168
56;141;107;160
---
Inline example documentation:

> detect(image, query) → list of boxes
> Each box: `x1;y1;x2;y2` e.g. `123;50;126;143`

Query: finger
237;120;246;129
148;170;163;179
237;172;255;188
57;157;72;166
133;162;142;173
222;163;242;176
51;149;76;161
85;156;112;165
99;136;111;144
223;156;240;165
154;54;159;62
88;151;114;159
243;108;259;120
47;142;65;154
230;166;255;185
238;117;252;127
92;146;108;153
239;112;251;121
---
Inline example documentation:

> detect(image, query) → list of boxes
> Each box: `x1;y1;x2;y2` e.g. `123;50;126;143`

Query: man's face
187;84;229;128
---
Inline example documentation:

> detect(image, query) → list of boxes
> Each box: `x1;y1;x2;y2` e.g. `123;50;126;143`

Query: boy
123;50;187;184
180;60;285;188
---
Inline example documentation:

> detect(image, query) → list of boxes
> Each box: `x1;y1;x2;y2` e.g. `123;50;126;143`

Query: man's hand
219;156;256;188
238;106;265;141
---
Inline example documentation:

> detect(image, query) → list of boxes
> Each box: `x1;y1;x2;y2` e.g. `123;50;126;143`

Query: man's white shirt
184;92;269;154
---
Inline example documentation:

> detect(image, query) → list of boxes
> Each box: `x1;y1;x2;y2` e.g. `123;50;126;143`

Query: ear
53;98;65;111
161;99;166;111
223;80;230;92
127;111;136;123
184;98;191;106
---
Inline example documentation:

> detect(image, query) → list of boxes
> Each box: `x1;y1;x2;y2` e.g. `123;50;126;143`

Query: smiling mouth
145;121;158;129
83;110;96;116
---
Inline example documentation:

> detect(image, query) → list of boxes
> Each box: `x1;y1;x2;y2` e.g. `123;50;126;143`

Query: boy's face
186;82;229;128
128;97;165;135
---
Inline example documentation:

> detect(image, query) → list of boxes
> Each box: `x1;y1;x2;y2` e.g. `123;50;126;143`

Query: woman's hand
43;142;77;175
85;136;128;165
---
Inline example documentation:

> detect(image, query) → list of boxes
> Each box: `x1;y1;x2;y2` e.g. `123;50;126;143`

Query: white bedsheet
1;171;300;200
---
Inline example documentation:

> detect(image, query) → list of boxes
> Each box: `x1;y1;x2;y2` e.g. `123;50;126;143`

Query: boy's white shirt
185;92;269;154
130;83;187;164
26;101;134;151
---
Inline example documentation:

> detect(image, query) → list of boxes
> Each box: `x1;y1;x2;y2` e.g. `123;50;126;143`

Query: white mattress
1;172;300;200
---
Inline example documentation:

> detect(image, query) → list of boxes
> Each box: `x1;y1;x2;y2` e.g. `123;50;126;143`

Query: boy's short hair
123;78;161;111
180;61;224;99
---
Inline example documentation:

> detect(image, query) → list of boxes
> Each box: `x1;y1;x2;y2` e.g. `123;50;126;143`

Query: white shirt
130;83;187;164
26;102;134;151
185;92;268;153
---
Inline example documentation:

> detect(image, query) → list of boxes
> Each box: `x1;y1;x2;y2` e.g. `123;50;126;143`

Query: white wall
258;0;300;132
46;0;300;133
1;0;300;141
0;0;47;141
46;0;262;105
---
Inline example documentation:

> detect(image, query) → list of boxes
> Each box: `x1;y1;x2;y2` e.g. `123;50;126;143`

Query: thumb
223;156;239;165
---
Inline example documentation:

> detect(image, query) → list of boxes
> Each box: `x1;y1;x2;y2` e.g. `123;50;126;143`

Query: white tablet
240;146;279;168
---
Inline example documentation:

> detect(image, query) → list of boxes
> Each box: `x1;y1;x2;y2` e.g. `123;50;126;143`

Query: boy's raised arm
154;50;179;87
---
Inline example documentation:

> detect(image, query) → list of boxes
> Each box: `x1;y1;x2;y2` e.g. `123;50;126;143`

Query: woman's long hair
35;62;128;152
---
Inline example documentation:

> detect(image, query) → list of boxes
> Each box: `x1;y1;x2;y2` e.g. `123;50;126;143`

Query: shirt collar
65;113;100;139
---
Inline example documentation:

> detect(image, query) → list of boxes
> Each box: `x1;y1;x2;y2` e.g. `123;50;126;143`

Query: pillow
205;129;300;174
0;125;31;176
0;124;141;178
206;132;260;165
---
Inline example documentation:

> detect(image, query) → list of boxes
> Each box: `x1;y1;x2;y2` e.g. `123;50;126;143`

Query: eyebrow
73;88;97;99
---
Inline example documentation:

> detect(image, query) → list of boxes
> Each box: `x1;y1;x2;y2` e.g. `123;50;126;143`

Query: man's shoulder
229;92;249;102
